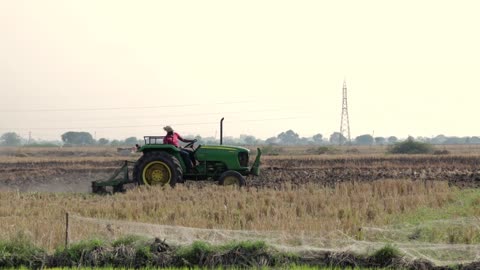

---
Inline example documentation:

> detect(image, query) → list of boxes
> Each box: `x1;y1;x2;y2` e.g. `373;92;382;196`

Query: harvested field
0;146;480;267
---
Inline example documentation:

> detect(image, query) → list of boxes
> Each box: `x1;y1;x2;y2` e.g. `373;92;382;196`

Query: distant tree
444;136;467;144
387;136;398;144
277;130;299;145
97;138;109;145
431;135;447;144
223;136;237;145
240;134;257;145
0;132;22;146
329;132;346;144
470;136;480;144
355;134;374;145
265;137;278;145
388;137;433;154
416;136;431;143
203;136;217;144
110;139;121;146
124;137;138;145
298;137;312;145
374;137;386;145
312;133;323;144
61;131;94;145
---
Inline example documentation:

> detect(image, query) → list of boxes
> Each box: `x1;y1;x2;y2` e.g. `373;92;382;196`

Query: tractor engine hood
196;145;250;170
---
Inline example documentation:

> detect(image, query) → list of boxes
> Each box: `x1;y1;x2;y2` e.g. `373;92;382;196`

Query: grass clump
175;241;215;266
220;240;267;252
112;235;147;247
388;138;433;154
52;238;106;266
370;244;401;266
175;240;292;267
0;232;46;268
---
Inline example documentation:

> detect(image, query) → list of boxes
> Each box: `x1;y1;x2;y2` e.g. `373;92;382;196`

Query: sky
1;1;479;141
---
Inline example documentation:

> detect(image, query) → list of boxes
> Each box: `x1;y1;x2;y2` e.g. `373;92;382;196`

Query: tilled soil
1;155;480;192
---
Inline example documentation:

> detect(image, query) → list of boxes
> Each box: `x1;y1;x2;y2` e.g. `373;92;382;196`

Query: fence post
65;212;69;248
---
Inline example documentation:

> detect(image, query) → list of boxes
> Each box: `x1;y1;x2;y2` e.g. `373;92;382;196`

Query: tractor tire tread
133;151;183;187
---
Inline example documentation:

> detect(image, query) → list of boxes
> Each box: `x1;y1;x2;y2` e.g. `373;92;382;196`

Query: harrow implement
91;160;136;194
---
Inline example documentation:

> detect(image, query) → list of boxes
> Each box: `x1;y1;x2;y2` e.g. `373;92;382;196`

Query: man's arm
177;133;195;143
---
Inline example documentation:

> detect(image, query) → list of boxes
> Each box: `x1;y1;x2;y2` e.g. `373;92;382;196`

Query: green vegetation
371;245;401;266
0;237;420;269
0;232;45;268
383;188;480;244
176;241;214;264
112;235;148;247
394;188;480;225
388;138;434;154
54;238;106;262
28;267;397;270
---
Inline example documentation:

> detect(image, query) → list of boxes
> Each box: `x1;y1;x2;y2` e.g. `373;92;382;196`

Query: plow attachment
91;160;136;194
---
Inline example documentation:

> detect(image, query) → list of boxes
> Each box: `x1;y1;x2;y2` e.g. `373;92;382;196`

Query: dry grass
0;179;455;251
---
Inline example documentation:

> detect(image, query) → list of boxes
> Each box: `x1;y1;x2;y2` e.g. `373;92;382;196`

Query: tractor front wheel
218;170;246;187
133;152;183;187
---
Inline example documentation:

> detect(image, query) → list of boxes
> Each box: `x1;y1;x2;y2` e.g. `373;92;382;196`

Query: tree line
1;130;480;147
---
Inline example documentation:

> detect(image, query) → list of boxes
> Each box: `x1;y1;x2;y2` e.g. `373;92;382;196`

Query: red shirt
163;132;185;147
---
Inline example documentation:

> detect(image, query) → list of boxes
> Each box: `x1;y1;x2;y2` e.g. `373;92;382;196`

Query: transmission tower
339;80;351;145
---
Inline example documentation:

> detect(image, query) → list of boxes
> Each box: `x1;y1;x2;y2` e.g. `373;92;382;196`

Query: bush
176;241;214;265
53;238;106;265
388;138;433;154
0;232;46;268
112;235;147;247
371;244;401;266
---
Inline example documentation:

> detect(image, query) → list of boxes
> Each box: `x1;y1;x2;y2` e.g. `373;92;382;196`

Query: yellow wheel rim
142;161;172;186
223;176;239;186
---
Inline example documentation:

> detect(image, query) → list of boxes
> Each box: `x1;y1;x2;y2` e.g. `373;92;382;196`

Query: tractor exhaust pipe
220;117;224;145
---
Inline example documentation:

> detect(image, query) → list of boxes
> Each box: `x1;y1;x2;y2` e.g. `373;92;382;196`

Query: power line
0;100;252;113
4;107;303;124
0;116;311;131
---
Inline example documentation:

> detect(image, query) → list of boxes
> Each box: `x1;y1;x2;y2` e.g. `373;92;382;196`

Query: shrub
176;241;214;265
0;232;46;268
112;235;147;247
371;244;401;266
53;238;106;264
388;138;433;154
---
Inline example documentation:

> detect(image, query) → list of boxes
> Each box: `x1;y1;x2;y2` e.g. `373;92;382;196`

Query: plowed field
1;149;480;192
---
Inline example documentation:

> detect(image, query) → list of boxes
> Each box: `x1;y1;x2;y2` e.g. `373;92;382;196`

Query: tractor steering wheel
183;139;197;149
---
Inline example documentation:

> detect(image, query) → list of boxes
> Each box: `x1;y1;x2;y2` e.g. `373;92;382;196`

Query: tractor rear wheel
218;170;246;187
133;152;183;187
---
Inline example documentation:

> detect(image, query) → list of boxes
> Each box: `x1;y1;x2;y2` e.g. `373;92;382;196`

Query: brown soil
1;155;480;192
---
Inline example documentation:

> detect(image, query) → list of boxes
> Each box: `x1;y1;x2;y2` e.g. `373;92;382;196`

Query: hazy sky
1;1;479;141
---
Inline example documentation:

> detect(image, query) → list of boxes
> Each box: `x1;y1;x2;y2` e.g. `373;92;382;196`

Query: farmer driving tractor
163;126;196;172
91;118;262;192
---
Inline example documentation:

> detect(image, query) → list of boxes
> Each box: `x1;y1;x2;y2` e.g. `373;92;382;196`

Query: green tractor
92;119;261;193
133;137;261;187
